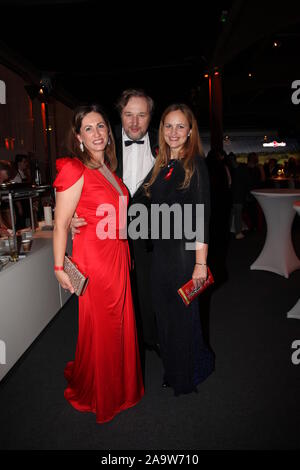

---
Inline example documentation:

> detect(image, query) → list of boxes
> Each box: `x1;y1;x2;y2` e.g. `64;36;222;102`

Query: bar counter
0;226;72;382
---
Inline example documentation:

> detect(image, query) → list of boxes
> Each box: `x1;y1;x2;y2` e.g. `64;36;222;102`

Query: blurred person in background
206;149;232;284
244;152;265;231
226;152;248;240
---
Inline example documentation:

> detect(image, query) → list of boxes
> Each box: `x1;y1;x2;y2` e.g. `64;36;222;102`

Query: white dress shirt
122;129;155;197
11;169;26;183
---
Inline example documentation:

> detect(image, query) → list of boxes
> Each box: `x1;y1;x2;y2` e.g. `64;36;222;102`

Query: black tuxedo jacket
114;125;158;206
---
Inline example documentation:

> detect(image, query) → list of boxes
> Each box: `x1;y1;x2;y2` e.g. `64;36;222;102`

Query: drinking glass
8;237;18;262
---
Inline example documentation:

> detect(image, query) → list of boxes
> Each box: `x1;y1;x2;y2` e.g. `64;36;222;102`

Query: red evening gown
53;157;144;423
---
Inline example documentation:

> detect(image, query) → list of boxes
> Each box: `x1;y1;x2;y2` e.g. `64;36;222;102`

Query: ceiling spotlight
204;73;209;78
273;40;280;48
40;75;53;95
248;72;253;78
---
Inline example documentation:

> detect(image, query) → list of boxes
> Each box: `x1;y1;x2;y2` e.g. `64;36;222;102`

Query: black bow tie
124;140;144;147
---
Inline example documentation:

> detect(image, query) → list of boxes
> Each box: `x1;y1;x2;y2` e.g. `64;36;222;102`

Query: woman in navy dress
144;104;214;395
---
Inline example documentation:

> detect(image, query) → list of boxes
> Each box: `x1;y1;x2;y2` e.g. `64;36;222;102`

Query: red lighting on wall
41;102;48;151
4;138;15;151
41;102;46;134
28;96;33;119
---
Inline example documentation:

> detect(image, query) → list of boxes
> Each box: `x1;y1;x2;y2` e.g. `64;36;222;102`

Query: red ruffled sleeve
53;157;85;192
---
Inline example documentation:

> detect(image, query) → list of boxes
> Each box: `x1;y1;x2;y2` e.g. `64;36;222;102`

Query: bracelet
54;266;64;271
195;263;207;266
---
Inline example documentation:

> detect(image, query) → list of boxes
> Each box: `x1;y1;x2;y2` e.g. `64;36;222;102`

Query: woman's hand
55;270;75;294
192;264;207;289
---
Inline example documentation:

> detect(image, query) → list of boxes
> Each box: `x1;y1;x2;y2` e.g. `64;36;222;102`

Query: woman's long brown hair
68;104;117;171
144;103;204;196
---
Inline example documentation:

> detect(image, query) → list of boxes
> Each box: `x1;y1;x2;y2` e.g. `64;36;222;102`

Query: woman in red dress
53;104;144;423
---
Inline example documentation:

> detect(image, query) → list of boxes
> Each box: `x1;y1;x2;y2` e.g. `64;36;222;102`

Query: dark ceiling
0;0;300;134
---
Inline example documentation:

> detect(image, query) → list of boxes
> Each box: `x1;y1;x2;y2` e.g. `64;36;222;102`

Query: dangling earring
79;141;84;152
107;136;111;145
188;132;191;138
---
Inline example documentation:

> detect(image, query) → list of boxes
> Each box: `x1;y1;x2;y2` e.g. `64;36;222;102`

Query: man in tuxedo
114;89;159;353
71;89;159;354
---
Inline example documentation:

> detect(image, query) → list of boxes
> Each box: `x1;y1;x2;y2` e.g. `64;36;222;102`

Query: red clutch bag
177;267;214;306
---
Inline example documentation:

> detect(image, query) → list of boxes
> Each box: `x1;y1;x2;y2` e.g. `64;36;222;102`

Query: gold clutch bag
63;255;89;296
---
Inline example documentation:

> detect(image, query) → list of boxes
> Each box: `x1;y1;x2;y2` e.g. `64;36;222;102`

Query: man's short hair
14;154;28;165
116;89;154;116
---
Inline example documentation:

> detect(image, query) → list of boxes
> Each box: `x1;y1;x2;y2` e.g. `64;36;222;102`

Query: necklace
167;159;178;167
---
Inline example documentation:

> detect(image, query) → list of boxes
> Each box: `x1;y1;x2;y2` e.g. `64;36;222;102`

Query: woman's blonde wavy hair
144;103;204;196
